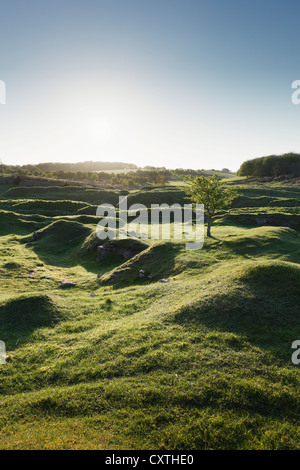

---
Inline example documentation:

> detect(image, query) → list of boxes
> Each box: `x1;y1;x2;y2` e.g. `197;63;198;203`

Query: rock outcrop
96;239;147;262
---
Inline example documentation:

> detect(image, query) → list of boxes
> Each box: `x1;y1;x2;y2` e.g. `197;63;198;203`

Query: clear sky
0;0;300;171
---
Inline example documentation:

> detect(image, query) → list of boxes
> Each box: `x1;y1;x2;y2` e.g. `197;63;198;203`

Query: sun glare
89;118;112;142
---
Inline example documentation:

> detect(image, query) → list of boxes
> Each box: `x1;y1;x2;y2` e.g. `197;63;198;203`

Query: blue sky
0;0;300;170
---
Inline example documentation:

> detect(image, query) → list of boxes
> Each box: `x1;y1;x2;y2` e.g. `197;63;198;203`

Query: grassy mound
173;260;300;357
0;294;59;345
80;233;148;254
220;226;300;261
232;191;300;208
0;181;299;449
76;205;98;215
29;220;92;251
4;186;122;205
100;241;181;285
20;219;94;268
0;255;299;449
0;199;92;216
0;210;49;236
127;188;188;208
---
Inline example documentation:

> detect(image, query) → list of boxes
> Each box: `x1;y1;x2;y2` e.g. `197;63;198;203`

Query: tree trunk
207;216;212;237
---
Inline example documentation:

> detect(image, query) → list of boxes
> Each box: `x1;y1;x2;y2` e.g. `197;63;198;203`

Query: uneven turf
0;182;299;449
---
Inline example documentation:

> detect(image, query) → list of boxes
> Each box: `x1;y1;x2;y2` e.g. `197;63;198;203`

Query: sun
89;118;112;142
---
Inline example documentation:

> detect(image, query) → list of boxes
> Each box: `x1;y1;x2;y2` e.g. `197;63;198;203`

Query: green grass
1;186;125;204
0;182;299;449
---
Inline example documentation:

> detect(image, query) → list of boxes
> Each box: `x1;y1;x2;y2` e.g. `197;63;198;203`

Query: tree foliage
184;173;237;236
237;153;300;178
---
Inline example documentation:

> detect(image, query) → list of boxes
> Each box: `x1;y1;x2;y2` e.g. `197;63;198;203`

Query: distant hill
13;161;138;172
237;153;300;178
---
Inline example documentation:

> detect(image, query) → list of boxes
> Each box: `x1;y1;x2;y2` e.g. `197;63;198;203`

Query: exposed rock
89;241;99;252
27;231;41;243
27;271;36;278
99;242;175;285
242;216;295;229
96;245;106;261
111;271;121;279
60;279;77;288
138;269;146;278
159;279;171;283
96;239;147;262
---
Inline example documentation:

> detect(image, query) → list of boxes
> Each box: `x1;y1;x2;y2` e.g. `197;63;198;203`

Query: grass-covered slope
0;182;299;449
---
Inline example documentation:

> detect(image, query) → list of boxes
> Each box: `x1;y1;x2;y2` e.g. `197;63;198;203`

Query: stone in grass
27;271;36;278
96;239;146;262
111;271;121;279
159;279;171;283
27;231;41;243
60;279;77;288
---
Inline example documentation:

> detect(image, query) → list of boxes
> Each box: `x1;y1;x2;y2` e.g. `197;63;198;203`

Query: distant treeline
0;161;234;188
20;161;138;172
237;153;300;178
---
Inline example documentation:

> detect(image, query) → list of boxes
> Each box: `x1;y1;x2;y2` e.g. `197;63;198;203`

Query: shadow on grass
174;262;300;363
0;210;51;236
99;241;181;288
0;294;60;349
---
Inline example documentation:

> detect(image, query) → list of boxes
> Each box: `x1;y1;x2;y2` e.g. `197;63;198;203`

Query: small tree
155;173;166;186
184;173;237;237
